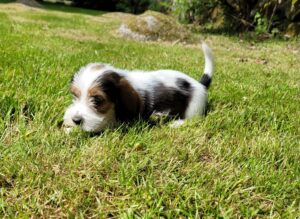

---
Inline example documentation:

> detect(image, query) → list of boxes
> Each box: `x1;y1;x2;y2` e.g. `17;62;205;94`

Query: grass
0;2;299;218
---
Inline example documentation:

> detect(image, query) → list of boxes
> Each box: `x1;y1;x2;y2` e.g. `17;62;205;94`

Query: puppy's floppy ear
116;77;141;122
100;71;141;122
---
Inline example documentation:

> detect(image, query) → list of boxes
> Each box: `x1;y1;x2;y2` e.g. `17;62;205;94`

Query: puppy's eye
72;93;79;99
91;96;103;106
71;92;80;101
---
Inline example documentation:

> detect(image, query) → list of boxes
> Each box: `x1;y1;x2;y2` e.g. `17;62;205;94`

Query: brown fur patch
70;84;81;98
117;77;141;119
88;85;113;114
97;71;142;122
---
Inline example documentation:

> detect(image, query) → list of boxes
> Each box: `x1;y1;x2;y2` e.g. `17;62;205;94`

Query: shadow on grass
57;115;175;138
41;2;105;16
0;0;15;3
0;96;37;123
1;0;105;16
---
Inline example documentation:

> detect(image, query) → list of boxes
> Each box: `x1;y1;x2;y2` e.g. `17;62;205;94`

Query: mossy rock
118;10;192;43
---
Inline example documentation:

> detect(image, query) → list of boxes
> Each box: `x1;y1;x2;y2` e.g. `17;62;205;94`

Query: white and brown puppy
63;43;214;132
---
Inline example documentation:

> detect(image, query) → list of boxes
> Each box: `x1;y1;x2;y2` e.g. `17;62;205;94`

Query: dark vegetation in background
7;0;300;36
70;0;167;14
172;0;300;36
71;0;117;11
68;0;300;36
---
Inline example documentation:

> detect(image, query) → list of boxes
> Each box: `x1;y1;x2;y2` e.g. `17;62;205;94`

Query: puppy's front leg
169;119;185;128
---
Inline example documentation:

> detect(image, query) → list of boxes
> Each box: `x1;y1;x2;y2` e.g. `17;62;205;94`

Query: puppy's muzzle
72;116;83;125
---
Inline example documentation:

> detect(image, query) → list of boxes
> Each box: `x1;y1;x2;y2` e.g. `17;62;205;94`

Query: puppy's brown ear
116;78;141;122
99;71;141;122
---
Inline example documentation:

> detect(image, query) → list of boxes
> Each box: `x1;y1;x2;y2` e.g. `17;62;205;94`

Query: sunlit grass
0;2;299;218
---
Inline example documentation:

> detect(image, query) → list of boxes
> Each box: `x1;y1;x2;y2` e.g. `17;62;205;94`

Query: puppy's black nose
72;117;82;125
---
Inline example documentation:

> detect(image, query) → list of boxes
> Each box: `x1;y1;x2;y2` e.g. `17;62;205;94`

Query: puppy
63;43;214;132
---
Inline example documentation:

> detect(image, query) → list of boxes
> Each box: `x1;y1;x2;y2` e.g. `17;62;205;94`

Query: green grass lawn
0;2;299;218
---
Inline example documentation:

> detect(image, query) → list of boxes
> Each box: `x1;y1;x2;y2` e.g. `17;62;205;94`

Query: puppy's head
63;64;141;132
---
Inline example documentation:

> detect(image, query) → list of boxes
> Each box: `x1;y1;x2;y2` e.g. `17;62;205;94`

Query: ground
0;2;299;218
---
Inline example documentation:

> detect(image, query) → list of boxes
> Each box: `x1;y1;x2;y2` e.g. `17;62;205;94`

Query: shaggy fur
64;43;214;132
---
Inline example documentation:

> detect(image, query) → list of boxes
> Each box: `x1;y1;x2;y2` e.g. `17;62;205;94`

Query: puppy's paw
62;122;75;134
63;127;74;134
169;119;185;128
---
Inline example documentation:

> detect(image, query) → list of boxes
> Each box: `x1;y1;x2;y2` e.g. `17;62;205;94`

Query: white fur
64;101;116;132
63;42;214;132
63;64;118;132
202;42;214;77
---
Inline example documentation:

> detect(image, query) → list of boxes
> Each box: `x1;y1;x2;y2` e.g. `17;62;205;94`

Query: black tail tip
200;74;211;88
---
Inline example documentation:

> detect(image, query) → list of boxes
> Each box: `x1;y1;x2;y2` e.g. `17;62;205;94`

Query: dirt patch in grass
9;15;49;25
16;0;43;8
0;3;42;11
50;28;99;41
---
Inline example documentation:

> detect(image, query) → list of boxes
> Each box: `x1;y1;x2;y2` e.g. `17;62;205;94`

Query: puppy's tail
200;42;214;88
